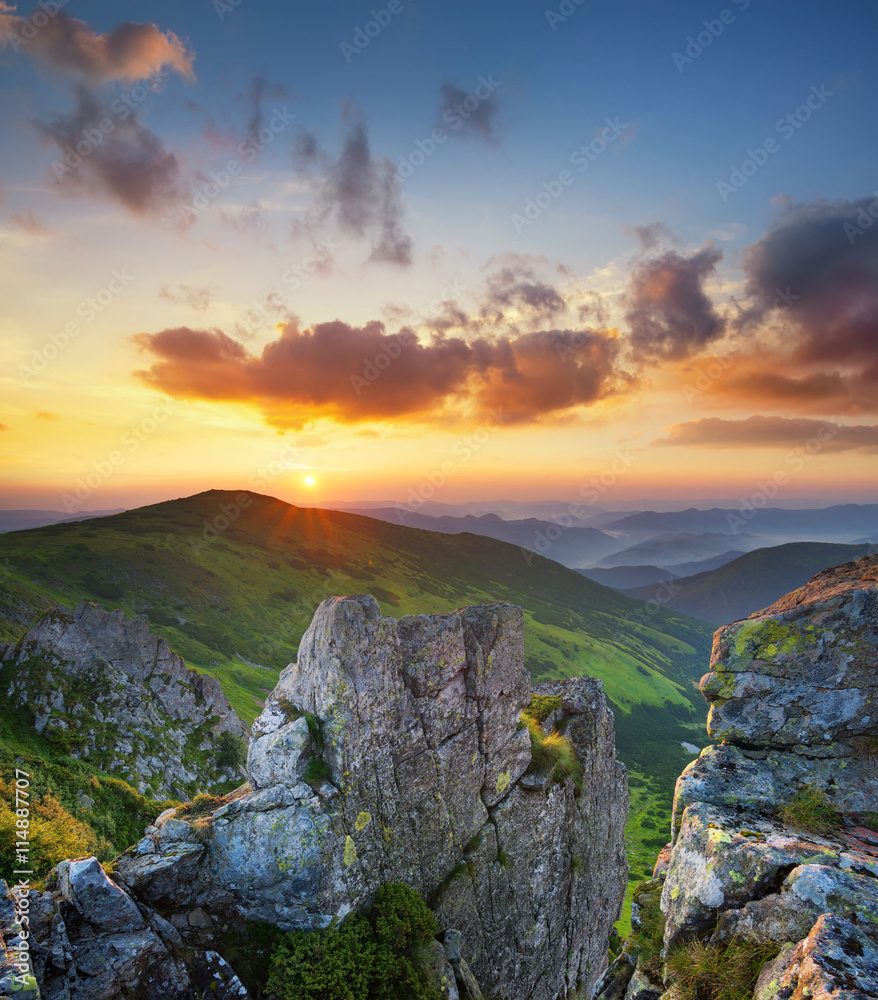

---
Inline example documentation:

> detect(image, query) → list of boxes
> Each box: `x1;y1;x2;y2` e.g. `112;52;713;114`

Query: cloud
159;284;214;311
653;415;878;453
10;210;53;236
481;256;567;327
627;222;678;251
696;196;878;415
132;320;624;429
37;85;185;215
292;106;413;267
0;423;8;431
355;429;380;439
35;410;58;420
624;246;725;360
437;82;500;142
0;8;193;82
741;196;878;367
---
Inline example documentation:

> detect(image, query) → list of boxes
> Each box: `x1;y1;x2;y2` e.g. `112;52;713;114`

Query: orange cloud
133;321;625;429
0;8;193;82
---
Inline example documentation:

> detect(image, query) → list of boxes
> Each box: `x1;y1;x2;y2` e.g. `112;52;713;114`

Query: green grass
521;712;582;789
665;939;781;1000
779;784;841;834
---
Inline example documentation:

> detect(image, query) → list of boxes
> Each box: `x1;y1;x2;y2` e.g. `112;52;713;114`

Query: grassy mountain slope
623;541;875;625
0;490;716;925
0;490;713;724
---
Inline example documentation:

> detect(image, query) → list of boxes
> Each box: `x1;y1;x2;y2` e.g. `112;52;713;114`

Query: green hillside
0;490;715;925
624;541;875;626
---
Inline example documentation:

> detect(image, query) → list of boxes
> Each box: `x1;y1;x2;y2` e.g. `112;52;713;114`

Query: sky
1;0;877;513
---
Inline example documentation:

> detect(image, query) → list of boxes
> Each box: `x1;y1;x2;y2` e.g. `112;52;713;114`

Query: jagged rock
0;880;39;1000
116;595;629;1000
753;913;878;1000
2;603;248;798
670;742;875;841
657;556;878;999
594;951;637;1000
624;963;663;1000
56;858;144;934
22;858;252;1000
422;939;460;999
701;554;878;746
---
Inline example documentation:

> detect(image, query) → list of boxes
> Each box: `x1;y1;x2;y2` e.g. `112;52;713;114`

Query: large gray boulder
2;603;248;797
701;555;878;747
657;555;878;998
117;595;629;1000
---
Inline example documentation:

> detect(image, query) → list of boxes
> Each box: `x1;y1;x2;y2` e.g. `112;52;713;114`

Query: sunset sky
1;0;877;511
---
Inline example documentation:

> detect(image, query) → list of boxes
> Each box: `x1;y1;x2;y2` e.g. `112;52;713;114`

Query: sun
304;476;316;487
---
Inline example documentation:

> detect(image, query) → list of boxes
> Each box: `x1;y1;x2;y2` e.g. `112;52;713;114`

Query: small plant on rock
665;938;780;1000
520;709;582;791
779;783;840;834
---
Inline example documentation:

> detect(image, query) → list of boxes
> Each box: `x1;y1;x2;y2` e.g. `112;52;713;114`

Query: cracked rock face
659;556;878;999
701;554;878;747
2;603;248;798
117;595;629;1000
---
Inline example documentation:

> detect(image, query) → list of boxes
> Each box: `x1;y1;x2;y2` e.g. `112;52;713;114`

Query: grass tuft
779;783;840;834
665;938;780;1000
521;711;582;790
176;792;225;820
850;735;878;761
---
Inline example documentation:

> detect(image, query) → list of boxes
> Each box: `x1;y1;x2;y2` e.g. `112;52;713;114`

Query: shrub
216;731;248;771
176;792;225;820
780;784;840;834
267;883;440;1000
665;939;780;1000
0;777;112;881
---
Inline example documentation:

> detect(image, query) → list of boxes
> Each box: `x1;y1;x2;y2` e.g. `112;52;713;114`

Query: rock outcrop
114;595;629;1000
2;864;252;1000
625;555;878;999
1;603;248;798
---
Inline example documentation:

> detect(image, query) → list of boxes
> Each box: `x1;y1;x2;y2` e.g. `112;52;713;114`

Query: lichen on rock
655;554;878;998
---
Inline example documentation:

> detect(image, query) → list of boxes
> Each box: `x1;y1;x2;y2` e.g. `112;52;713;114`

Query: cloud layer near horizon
133;321;624;429
654;415;878;453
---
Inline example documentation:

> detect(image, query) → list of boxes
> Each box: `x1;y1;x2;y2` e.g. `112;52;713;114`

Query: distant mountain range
0;508;125;534
621;541;876;625
340;507;620;569
579;551;744;590
603;504;878;540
